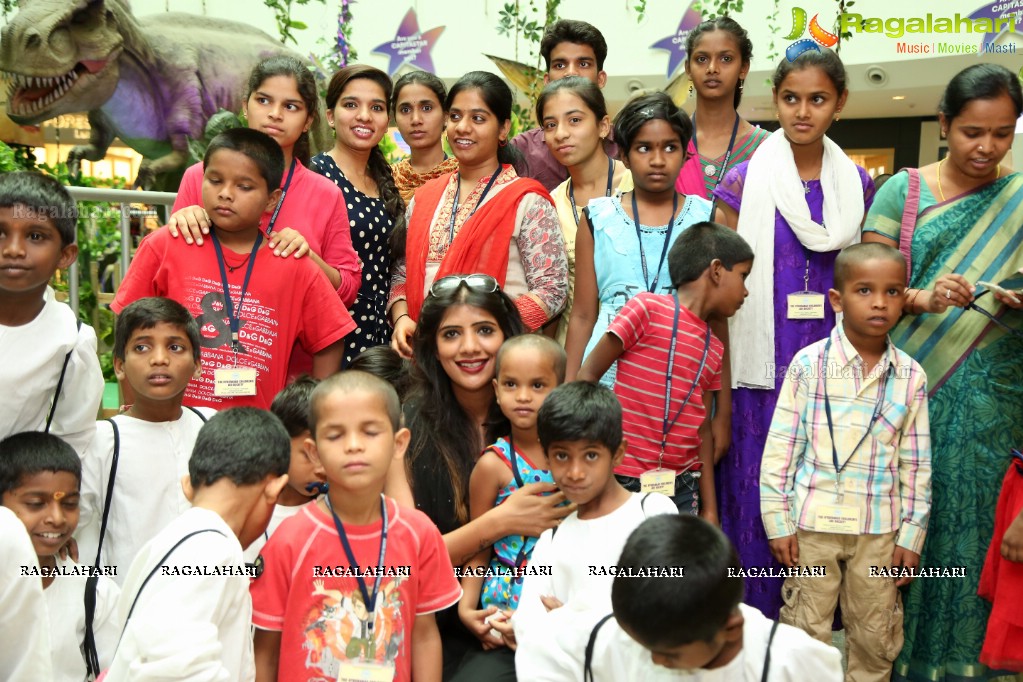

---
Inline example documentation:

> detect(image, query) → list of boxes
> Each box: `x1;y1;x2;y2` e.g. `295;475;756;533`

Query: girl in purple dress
713;50;875;617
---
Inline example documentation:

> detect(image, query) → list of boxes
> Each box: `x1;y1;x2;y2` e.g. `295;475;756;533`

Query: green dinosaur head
1;0;128;124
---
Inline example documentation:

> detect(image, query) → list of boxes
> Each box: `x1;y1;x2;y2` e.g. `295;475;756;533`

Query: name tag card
640;468;675;495
214;367;257;396
337;662;395;682
787;291;826;319
814;504;861;534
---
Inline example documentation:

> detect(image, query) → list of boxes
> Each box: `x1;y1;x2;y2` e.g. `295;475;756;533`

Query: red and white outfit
175;161;361;306
607;292;723;476
112;229;354;410
250;498;462;682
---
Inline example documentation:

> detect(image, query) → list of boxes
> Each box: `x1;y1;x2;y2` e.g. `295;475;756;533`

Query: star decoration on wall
372;9;445;76
650;2;703;79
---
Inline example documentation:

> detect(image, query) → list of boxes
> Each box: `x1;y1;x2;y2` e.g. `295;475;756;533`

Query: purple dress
713;161;875;618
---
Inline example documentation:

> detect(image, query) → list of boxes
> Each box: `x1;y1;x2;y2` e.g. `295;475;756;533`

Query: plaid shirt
760;323;932;553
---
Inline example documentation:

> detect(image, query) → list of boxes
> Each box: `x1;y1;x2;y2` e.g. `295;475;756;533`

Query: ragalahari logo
785;7;840;61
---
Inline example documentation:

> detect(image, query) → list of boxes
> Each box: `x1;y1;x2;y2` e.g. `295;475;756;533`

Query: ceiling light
892;95;906;100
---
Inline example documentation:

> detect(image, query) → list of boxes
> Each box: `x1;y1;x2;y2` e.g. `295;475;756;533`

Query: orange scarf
405;168;549;320
392;157;460;203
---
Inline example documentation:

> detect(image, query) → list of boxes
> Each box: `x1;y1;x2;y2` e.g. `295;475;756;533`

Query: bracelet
394;312;410;324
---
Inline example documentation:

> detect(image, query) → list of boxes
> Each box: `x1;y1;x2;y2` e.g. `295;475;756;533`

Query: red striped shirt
608;292;723;476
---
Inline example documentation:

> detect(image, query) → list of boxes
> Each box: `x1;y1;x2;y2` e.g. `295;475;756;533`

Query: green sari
869;173;1023;682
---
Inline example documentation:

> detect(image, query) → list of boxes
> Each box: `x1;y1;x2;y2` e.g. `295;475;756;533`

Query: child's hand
768;535;799;567
711;413;731;465
489;610;517;651
267;228;310;258
540;594;563;612
1002;509;1023;563
167;206;211;244
501;482;576;538
699;507;720;527
58;536;78;563
457;603;505;650
391;315;418;360
891;546;921;587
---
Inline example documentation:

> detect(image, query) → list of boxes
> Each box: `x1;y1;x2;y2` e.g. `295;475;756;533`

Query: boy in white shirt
518;514;844;681
0;504;53;680
0;171;103;455
0;431;121;681
77;297;213;581
509;381;677;654
243;375;324;564
105;407;290;681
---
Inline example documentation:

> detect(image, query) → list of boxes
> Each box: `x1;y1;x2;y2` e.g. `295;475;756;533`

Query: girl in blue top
458;335;565;653
565;92;724;387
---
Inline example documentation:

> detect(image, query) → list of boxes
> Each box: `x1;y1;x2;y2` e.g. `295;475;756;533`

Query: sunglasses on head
429;274;500;298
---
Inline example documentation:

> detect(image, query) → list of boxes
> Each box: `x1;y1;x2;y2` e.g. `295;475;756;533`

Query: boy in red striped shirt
579;222;752;520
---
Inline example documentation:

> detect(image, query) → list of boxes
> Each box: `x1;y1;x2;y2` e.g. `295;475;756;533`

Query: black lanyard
568;157;615;226
326;495;388;632
632;191;679;293
691;113;740;193
449;164;502;242
211;231;262;353
822;338;892;475
267;158;297;234
660;298;711;461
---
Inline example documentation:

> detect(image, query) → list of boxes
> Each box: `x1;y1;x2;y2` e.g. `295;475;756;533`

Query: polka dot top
311;152;394;366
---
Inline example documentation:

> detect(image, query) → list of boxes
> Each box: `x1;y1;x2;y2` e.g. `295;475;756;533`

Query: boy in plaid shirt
760;243;931;682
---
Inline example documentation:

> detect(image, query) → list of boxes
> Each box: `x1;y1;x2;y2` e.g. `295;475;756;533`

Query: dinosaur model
0;0;329;187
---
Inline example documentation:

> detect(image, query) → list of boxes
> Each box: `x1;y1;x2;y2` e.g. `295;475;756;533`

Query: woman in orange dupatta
388;71;569;357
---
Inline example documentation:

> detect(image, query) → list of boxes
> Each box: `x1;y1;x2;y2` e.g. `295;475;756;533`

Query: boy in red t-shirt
251;371;462;682
579;222;753;520
112;128;353;410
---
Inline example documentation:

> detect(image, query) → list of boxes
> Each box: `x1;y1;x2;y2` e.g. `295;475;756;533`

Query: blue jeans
615;471;700;515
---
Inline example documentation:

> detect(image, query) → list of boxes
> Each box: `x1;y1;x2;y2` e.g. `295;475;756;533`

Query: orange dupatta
405;167;549;320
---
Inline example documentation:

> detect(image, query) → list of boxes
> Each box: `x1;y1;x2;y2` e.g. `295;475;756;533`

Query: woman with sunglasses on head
862;64;1023;682
312;65;406;367
386;275;572;679
391;71;459;203
388;71;569;359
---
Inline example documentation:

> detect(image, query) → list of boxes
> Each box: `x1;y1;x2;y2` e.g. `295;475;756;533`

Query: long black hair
405;283;525;525
247;55;319;165
939;63;1023;121
446;71;525;170
326;65;407;253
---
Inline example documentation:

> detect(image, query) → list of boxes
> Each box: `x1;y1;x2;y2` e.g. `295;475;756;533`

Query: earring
689;83;694;96
834;113;841;122
499;138;508;147
738;78;744;93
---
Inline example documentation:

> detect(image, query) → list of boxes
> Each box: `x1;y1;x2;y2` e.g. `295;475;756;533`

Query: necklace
936;157;1000;202
227;253;252;273
800;169;821;194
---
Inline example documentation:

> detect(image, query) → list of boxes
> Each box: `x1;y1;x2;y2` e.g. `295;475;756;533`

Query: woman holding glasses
388;72;569;358
862;64;1023;682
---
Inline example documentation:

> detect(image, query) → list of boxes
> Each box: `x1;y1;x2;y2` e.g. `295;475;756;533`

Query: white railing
64;186;177;314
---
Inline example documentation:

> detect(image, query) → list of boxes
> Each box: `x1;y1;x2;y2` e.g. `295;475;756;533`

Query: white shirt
0;506;52;681
106;507;255;682
45;557;121;682
516;603;843;681
77;408;214;583
242;500;311;564
0;288;103;454
514;492;677;644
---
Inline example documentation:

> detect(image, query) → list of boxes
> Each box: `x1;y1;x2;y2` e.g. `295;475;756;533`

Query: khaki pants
780;530;903;682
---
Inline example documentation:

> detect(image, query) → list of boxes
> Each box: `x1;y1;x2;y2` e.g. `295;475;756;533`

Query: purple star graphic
650;2;703;79
372;9;445;76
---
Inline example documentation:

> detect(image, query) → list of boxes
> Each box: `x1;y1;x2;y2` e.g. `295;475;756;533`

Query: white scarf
729;129;864;389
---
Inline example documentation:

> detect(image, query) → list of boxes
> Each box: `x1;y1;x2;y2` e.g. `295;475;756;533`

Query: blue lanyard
568;157;615;226
691;113;740;192
822;338;892;475
267;159;297;234
210;231;262;353
448;164;502;243
326;495;388;632
632;191;679;293
660;297;712;464
504;433;533;570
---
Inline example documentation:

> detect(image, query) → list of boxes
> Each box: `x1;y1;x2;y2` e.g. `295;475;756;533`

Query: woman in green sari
863;64;1023;682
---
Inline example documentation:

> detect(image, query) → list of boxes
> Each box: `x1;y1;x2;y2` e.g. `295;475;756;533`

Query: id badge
813;504;861;534
787;291;826;319
213;367;257;396
337;661;396;682
640;468;675;495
